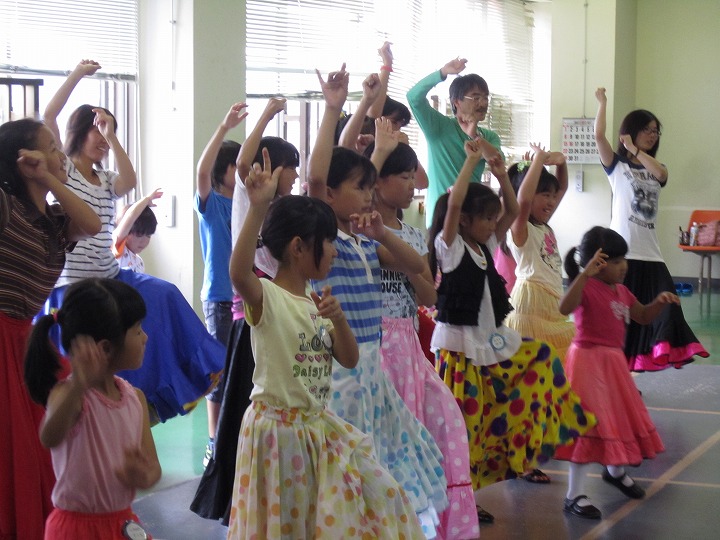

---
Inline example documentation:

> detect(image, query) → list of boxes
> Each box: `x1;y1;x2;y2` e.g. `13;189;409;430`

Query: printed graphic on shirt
625;169;659;227
540;229;562;274
610;299;630;325
294;313;333;401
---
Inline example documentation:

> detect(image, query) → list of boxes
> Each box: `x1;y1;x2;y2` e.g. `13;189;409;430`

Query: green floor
144;290;720;499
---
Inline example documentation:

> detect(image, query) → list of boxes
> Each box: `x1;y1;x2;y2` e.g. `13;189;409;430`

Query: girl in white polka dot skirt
226;149;423;539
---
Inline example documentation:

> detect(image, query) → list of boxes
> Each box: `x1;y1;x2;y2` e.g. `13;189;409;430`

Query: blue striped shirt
312;230;382;345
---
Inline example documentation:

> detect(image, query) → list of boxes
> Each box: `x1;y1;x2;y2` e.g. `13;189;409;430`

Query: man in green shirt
408;57;504;228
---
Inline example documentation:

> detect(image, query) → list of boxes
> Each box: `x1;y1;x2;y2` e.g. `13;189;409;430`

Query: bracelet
634;148;640;158
380;65;393;72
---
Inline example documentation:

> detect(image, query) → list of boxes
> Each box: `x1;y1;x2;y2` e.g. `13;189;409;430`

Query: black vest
436;243;513;327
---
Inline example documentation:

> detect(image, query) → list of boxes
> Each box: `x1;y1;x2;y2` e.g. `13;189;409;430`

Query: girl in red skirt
557;226;674;519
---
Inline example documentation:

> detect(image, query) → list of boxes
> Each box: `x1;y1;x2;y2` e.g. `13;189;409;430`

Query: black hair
427;183;501;277
253;136;300;170
327;146;377;190
507;162;560;225
333;113;375;145
212;140;241;191
381;97;411;126
616;109;662;158
449;74;489;115
25;278;146;406
260;195;337;268
129;206;158;237
363;142;418;177
0;117;44;201
64;104;117;165
563;226;628;281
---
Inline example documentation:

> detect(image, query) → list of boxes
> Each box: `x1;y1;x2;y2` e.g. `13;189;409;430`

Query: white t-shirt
605;154;664;262
508;222;563;296
231;171;279;278
430;233;521;366
381;221;427;320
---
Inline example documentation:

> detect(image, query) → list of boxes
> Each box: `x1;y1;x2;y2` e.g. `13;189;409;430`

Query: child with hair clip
113;188;162;273
308;65;448;538
190;97;298;522
41;59;225;424
428;140;595;522
25;278;161;539
0;118;101;540
367;118;480;539
505;144;574;366
225;148;423;538
594;88;707;371
195;102;247;469
556;227;670;519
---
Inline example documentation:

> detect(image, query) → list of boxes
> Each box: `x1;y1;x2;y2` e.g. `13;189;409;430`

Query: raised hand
441;57;468;77
487;154;507;179
529;142;550;164
68;335;108;392
378;41;393;67
221;102;249;130
17;149;51;185
350;210;385;240
263;97;287;118
355;134;375;155
311;285;345;324
619;134;638;155
464;139;483;162
144;188;164;207
92;108;116;140
245;147;280;206
362;73;382;104
316;63;349;110
74;59;102;78
595;87;607;104
582;248;608;278
375;117;400;155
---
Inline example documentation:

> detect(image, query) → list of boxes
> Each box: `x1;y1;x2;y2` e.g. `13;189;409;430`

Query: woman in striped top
40;60;225;423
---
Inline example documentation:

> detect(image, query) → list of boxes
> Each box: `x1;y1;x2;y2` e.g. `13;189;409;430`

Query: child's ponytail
563;247;581;282
24;313;64;406
427;193;450;278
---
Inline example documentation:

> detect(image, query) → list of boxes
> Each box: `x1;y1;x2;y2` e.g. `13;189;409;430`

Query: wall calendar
561;118;600;164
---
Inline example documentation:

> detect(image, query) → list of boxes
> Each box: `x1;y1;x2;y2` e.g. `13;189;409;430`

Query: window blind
246;0;535;159
0;0;138;78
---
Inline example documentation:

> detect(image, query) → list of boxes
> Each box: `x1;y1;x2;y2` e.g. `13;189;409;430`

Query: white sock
566;463;591;504
606;465;635;486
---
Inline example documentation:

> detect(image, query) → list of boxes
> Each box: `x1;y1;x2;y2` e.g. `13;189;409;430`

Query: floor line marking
646;406;720;416
580;428;720;540
532;469;720;489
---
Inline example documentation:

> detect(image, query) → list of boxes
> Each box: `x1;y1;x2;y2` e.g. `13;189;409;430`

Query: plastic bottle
689;222;699;246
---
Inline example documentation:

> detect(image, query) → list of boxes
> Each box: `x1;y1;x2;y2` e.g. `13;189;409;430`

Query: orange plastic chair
679;210;720;294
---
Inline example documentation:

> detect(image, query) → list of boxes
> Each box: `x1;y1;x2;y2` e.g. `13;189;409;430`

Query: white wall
138;0;246;313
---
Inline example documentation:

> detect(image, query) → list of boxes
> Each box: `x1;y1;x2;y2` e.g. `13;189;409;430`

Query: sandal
523;468;551;484
476;505;495;523
563;495;601;519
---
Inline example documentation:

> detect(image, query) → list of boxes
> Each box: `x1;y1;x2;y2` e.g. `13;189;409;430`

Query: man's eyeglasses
463;94;490;104
642;127;661;137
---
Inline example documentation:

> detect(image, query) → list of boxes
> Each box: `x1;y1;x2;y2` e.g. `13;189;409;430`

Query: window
245;0;538;183
0;0;138;171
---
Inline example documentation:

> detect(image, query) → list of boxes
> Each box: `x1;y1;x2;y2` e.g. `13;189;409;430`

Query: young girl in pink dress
556;226;671;519
25;278;161;538
368;120;479;539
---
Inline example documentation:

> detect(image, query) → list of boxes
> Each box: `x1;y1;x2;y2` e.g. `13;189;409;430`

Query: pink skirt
554;343;664;465
381;316;479;540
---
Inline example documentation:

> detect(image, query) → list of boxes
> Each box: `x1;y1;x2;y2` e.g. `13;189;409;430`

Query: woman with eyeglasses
594;88;707;372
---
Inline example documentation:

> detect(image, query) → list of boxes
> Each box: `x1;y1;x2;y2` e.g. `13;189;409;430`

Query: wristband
634;148;640;158
380;65;393;72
